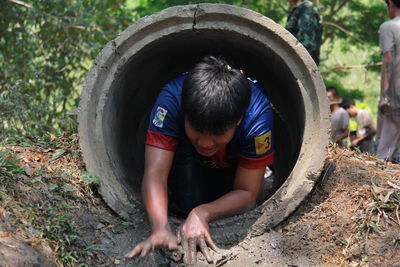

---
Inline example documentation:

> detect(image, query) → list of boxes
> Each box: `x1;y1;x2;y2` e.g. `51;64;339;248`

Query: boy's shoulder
380;18;400;32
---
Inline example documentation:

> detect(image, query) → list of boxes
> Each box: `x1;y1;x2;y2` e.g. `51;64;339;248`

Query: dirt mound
1;135;399;266
221;148;400;267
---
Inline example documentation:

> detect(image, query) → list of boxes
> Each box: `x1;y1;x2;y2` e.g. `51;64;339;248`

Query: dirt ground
1;134;399;266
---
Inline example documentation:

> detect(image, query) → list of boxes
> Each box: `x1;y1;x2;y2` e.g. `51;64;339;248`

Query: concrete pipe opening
78;4;329;243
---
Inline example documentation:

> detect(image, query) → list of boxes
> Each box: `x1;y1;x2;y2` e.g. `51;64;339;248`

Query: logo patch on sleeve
254;131;272;155
152;106;167;128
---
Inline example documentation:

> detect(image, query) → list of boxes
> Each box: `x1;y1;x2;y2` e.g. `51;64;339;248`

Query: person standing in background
327;87;349;148
286;0;323;65
377;0;400;162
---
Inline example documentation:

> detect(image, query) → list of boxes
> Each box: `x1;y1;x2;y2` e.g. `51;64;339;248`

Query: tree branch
320;62;381;73
322;29;335;45
333;0;352;15
323;21;366;44
7;0;32;9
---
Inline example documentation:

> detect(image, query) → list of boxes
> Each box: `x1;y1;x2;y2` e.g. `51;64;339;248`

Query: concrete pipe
78;4;330;244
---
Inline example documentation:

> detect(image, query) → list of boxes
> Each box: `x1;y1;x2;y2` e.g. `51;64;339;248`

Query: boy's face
345;105;357;117
327;91;335;104
327;91;339;106
387;0;396;19
184;120;237;157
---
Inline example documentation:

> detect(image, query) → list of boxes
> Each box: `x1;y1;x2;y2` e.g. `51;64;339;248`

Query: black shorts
168;141;235;216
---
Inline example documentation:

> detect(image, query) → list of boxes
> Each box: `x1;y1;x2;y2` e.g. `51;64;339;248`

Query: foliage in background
129;0;289;23
0;0;136;138
0;0;388;139
318;0;385;124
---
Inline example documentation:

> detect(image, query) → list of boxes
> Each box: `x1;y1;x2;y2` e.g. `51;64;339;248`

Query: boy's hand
125;227;177;258
177;209;218;264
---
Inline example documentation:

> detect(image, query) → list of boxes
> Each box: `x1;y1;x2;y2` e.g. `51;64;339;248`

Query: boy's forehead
184;119;237;135
327;91;338;99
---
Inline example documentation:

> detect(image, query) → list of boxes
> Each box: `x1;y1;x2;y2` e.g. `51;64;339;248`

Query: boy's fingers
199;236;213;263
125;242;144;258
181;232;191;264
140;242;152;257
176;228;182;244
168;239;178;250
189;238;197;264
205;233;219;252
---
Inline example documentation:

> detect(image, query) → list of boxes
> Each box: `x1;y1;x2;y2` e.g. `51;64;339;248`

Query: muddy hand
177;228;218;264
125;228;177;259
176;215;219;264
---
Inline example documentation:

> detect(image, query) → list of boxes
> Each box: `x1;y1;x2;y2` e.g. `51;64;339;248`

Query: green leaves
80;171;101;185
51;149;66;161
0;0;134;139
0;148;24;174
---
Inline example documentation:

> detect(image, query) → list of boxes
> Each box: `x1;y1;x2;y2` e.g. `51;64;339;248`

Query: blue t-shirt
146;74;274;169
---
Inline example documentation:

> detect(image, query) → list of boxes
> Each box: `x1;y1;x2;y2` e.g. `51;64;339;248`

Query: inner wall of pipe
103;29;305;197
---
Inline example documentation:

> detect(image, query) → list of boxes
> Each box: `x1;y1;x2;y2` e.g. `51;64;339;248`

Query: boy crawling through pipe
125;56;274;264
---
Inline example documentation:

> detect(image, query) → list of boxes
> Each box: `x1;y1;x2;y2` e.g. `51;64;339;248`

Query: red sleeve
145;130;179;151
238;152;274;169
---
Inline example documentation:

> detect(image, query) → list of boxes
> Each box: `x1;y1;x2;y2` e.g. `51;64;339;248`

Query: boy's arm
352;124;376;147
194;165;265;221
382;51;393;91
336;128;349;144
125;145;176;258
364;123;376;139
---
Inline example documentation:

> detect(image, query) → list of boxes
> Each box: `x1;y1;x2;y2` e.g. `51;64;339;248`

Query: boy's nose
197;136;215;149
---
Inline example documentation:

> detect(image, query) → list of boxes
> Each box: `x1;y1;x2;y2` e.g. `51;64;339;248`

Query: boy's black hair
326;86;340;98
182;56;251;135
386;0;400;8
340;98;355;110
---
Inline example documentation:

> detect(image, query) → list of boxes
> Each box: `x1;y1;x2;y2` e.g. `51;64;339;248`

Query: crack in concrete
192;5;199;32
111;40;121;57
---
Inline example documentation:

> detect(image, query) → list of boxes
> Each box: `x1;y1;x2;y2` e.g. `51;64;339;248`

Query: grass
0;136;98;266
0;148;24;174
340;174;400;263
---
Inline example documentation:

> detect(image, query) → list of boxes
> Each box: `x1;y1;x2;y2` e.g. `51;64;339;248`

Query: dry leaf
0;207;7;218
23;165;35;176
0;231;11;238
372;185;386;194
388;181;400;190
383;190;395;203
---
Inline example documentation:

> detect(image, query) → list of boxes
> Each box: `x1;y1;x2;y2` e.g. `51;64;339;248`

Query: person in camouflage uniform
286;0;323;65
